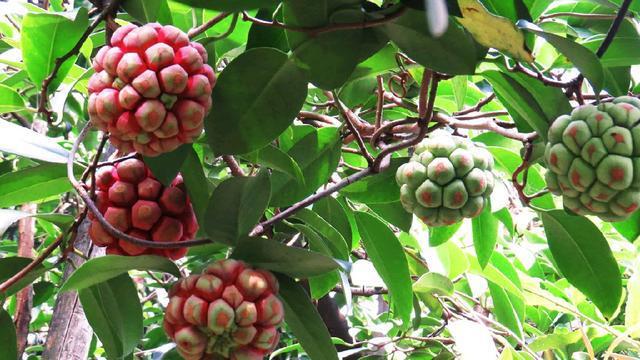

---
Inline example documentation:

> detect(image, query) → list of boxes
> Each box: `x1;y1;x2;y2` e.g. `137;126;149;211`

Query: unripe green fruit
88;23;216;156
88;158;198;259
544;97;640;221
396;130;495;227
164;259;283;360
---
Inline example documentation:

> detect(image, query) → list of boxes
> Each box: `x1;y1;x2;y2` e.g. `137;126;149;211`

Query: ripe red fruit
88;158;199;259
88;23;216;156
164;259;284;360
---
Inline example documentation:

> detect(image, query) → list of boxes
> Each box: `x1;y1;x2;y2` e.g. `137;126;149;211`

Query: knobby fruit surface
88;23;216;156
396;130;495;227
544;96;640;221
88;158;198;259
164;259;284;360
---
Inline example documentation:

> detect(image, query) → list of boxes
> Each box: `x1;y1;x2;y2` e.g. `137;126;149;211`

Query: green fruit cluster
544;96;640;221
396;130;495;227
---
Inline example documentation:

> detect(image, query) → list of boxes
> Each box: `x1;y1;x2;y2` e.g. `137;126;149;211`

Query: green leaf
433;240;469;279
283;2;388;89
457;0;533;62
233;237;340;278
0;309;17;360
204;170;270;245
143;144;191;186
583;35;640;67
79;274;143;359
451;76;468;111
413;272;454;296
467;253;522;299
0;163;80;208
540;210;622;317
206;48;308;155
529;330;582;352
270;127;341;206
429;222;462;246
172;0;278;11
340;158;407;203
292;223;341;299
612;209;640;241
472;202;499;268
312;196;353;249
354;211;413;325
518;21;604;94
488;253;525;340
246;8;289;52
292;208;349;259
61;255;180;292
493;208;514;237
246;144;305;185
21;9;89;91
0;119;69;163
0;84;25;113
122;0;170;22
384;9;485;75
0;257;47;297
603;66;630;96
368;201;413;233
275;274;339;360
180;147;210;224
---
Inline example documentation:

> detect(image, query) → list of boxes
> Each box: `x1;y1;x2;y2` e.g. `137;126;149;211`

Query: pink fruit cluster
164;259;284;360
88;23;216;156
88;158;198;259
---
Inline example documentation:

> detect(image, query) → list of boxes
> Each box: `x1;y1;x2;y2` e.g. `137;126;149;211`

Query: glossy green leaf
143;144;191;186
21;9;88;91
61;255;180;292
79;274;143;359
0;309;17;360
204;170;271;245
180;147;210;224
233;237;340;278
413;272;454;296
340;158;407;203
583;35;640;67
122;0;170;22
246;144;305;185
541;210;622;317
384;9;485;75
276;274;339;360
0;84;25;113
429;222;463;246
519;21;604;94
293;208;349;259
354;211;413;325
246;7;289;52
0;119;69;163
206;48;307;155
368;201;413;232
312;196;352;249
0;163;80;208
603;66;631;96
472;202;499;268
612;209;640;242
0;257;47;297
283;1;388;89
467;253;522;299
172;0;278;11
270;127;341;206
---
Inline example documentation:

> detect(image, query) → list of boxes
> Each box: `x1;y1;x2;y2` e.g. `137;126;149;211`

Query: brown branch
241;6;407;37
333;92;375;165
437;113;537;143
333;284;388;296
538;12;631;22
453;93;496;116
223;155;246;177
250;168;373;236
15;203;36;357
374;75;385;129
67;124;212;249
508;62;570;88
455;111;509;120
298;111;341;126
188;12;232;39
9;112;30;128
38;0;121;121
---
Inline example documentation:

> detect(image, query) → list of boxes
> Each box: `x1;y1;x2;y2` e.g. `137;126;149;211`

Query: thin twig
374;75;385;129
333;91;375;165
188;12;232;39
538;12;631;22
222;155;246;177
453;93;496;116
455;111;509;120
251;168;373;236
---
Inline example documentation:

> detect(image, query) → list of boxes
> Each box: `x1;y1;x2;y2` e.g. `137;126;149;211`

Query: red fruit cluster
164;259;284;360
88;158;198;259
88;23;216;156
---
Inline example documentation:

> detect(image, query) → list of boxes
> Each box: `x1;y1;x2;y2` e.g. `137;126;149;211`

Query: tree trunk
42;220;104;360
15;203;36;357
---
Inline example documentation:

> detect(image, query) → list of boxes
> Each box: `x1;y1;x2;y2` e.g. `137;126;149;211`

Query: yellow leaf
456;0;534;63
